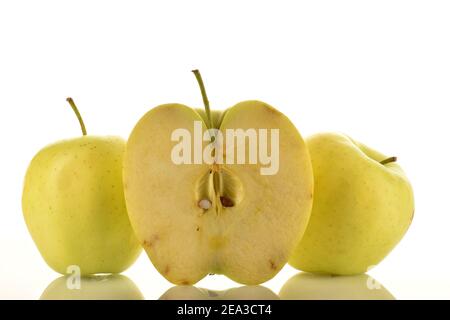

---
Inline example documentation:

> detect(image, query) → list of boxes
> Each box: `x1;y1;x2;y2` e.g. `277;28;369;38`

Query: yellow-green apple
289;133;414;275
123;70;314;285
22;98;141;275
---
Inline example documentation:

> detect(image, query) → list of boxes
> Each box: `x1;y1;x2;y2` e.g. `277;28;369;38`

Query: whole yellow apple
289;133;414;275
22;98;141;275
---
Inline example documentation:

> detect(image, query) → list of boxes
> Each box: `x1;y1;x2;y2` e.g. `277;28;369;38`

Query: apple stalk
66;97;87;136
380;157;397;165
192;69;214;130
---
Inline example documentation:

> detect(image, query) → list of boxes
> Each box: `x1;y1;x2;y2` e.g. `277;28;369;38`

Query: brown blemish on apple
180;280;190;285
269;260;277;270
196;226;200;231
143;234;160;248
164;265;170;275
142;240;151;248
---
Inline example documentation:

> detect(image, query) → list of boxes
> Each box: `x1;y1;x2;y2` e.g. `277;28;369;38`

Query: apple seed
220;196;234;208
198;199;212;209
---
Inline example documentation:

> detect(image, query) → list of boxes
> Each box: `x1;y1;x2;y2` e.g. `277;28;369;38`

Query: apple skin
289;133;414;275
22;136;142;275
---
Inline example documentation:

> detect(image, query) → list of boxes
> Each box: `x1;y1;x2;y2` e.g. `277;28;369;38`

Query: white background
0;0;449;300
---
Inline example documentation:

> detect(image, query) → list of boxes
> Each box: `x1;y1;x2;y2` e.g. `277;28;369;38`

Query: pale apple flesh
22;136;142;275
289;133;414;275
124;101;313;285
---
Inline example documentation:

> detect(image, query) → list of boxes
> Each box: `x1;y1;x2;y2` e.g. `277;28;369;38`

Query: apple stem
380;157;397;165
192;69;213;129
66;97;87;136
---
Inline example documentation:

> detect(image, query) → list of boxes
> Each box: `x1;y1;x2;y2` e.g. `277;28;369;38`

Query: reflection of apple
279;273;395;300
290;133;414;275
22;98;141;275
124;70;313;285
160;285;279;300
40;275;144;300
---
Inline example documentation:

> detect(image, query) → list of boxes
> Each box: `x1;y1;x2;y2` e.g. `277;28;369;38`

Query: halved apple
123;71;313;285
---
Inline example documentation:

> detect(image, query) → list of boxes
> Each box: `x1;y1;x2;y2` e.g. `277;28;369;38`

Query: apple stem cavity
192;69;214;130
66;97;87;136
380;157;397;165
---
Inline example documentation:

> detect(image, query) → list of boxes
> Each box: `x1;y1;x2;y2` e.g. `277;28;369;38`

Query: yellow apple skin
289;133;414;275
22;136;142;275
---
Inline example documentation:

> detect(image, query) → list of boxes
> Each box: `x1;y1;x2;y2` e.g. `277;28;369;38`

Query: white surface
1;0;449;299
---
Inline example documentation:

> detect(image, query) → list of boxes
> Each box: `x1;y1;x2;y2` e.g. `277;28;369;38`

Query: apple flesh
289;133;414;275
22;98;141;275
123;71;313;285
